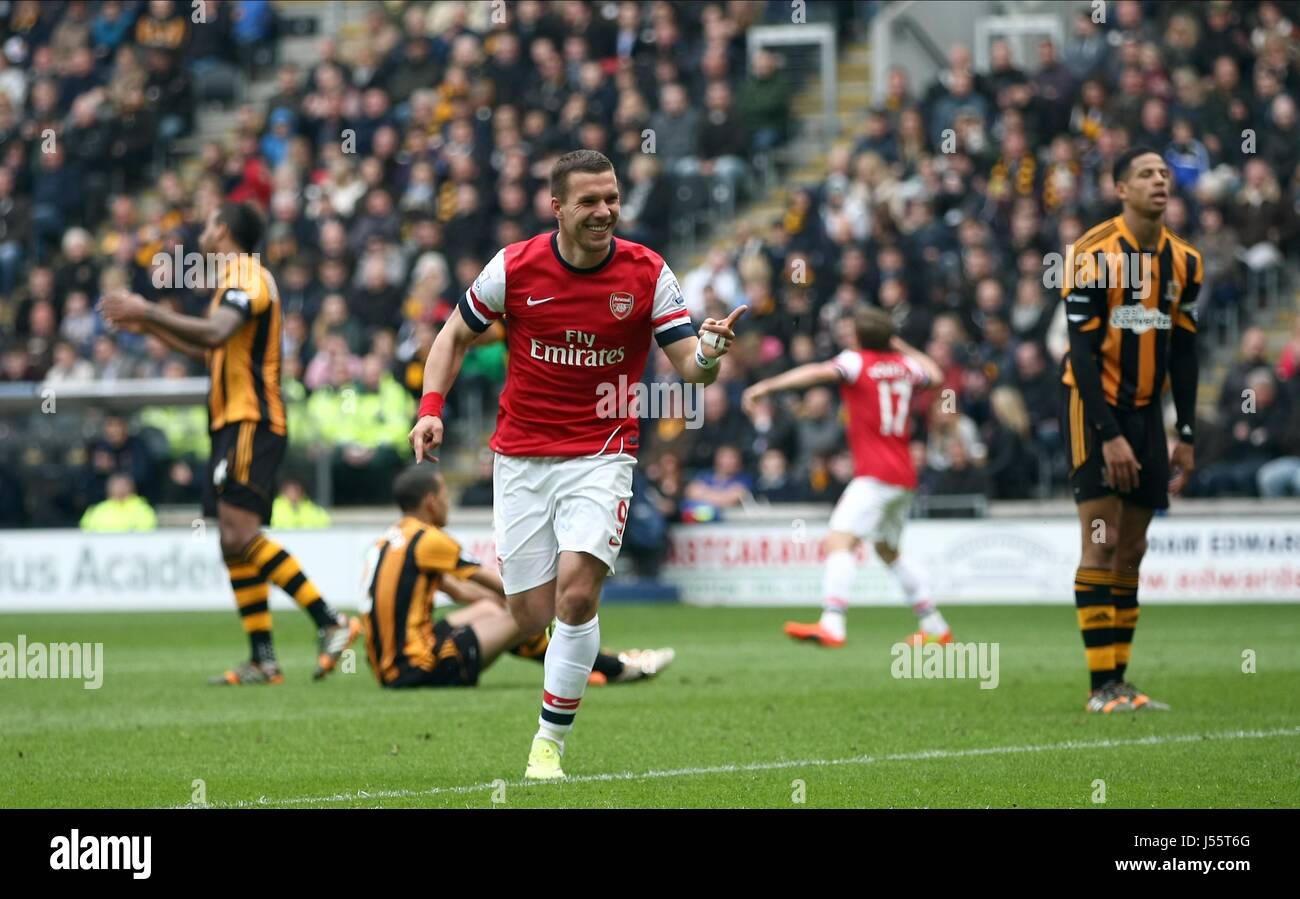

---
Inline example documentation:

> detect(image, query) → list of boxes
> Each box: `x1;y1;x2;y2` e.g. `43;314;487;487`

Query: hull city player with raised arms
407;149;747;779
1060;147;1199;714
98;202;358;685
742;308;952;648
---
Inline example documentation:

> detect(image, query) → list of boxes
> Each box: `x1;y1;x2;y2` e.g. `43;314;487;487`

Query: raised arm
98;290;243;349
741;360;842;415
661;304;749;386
407;307;479;463
410;251;509;462
136;319;208;363
890;335;943;386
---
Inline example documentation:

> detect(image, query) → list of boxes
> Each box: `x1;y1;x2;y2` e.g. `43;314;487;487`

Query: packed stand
0;0;834;526
640;0;1300;522
3;1;1299;530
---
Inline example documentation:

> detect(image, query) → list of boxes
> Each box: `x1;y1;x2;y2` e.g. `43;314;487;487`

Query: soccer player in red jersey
408;149;746;779
742;308;950;648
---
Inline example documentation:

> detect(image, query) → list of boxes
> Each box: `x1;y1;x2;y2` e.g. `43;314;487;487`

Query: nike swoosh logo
526;296;556;306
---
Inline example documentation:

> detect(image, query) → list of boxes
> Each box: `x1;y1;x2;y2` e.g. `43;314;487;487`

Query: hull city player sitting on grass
742;308;951;648
360;466;674;689
99;202;358;685
1060;147;1200;714
408;149;746;779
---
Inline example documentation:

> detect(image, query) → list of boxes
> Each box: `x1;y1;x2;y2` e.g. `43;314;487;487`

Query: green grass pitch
2;604;1298;808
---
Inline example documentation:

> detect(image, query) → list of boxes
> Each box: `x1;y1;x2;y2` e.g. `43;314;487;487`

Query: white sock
819;550;855;639
890;557;948;633
536;615;600;749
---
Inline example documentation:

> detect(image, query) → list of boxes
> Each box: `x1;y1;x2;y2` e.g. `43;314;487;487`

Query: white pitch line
173;725;1300;809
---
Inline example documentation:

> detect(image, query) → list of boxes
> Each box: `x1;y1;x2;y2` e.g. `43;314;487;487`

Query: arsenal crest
609;291;634;319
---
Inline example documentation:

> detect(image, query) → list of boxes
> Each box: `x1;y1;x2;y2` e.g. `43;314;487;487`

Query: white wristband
695;347;719;370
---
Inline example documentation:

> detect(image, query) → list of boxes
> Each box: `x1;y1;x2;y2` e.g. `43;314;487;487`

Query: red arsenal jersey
833;348;931;489
458;232;694;457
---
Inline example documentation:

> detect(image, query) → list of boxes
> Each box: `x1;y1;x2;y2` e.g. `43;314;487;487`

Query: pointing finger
723;305;749;327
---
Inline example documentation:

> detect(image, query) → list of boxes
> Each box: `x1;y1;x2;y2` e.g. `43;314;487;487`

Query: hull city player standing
1060;147;1199;713
742;308;951;647
407;150;746;779
98;202;359;684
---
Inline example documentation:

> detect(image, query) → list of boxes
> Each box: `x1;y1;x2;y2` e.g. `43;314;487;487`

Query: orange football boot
783;621;846;648
903;629;953;648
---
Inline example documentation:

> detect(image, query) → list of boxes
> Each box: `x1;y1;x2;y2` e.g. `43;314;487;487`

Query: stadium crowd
1;0;1299;531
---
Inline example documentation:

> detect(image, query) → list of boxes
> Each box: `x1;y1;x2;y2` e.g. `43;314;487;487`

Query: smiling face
1115;152;1170;218
553;168;620;257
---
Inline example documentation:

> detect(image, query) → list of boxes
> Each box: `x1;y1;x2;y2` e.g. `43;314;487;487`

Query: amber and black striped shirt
1060;214;1200;442
207;262;286;436
360;517;482;685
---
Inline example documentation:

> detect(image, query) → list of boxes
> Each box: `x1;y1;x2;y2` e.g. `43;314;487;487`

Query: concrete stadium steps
791;46;873;123
1197;287;1299;421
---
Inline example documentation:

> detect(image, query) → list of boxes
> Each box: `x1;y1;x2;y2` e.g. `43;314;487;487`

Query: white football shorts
492;452;636;595
827;475;914;549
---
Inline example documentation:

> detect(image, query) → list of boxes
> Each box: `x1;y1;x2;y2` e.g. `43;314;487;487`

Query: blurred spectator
679;385;748;473
1277;318;1300;384
737;48;790;153
82;414;154;506
1218;327;1270;423
753;448;805;503
1064;11;1108;81
1255;400;1300;497
42;339;95;385
694;80;751;198
308;353;412;504
79;473;157;532
930;438;990;497
188;0;238;105
1012;342;1059;446
0;167;27;294
792;386;843;473
1;343;41;381
1164;118;1210;191
617;154;672;250
682;248;742;322
925;398;987;473
232;0;276;76
138;358;209;503
90;333;132;381
270;477;332;529
648;82;701;174
1194;368;1288;496
982;386;1038;499
741;393;799;465
644;452;686;523
683;444;753;520
1234;158;1296;251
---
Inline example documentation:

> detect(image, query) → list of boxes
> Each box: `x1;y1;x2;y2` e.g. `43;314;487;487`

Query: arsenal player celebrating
408;150;746;779
742;308;951;650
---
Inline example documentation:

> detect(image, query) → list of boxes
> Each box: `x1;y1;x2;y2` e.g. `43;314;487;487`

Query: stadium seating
1;0;1298;527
